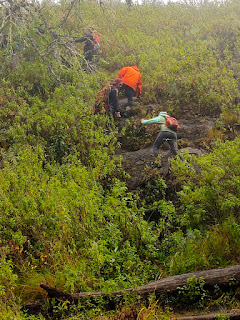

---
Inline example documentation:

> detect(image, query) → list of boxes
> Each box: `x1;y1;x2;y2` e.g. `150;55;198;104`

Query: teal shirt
142;114;177;134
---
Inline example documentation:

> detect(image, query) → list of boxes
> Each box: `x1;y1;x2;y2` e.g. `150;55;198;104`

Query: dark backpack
165;116;181;132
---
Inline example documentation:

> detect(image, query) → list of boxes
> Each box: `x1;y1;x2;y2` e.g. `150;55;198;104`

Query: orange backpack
92;33;100;45
165;116;181;132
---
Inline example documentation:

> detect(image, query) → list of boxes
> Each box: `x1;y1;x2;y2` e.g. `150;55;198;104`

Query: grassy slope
0;0;239;318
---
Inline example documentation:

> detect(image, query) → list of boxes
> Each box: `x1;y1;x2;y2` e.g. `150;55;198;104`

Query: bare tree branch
27;32;61;82
0;0;87;79
56;0;81;28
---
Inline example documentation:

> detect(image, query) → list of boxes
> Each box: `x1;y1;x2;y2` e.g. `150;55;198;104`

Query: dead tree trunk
175;310;240;320
40;264;240;301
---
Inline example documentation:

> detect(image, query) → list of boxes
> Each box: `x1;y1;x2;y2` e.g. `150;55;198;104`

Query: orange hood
117;66;142;95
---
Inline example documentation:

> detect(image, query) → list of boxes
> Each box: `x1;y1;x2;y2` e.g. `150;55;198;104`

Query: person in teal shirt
141;111;184;163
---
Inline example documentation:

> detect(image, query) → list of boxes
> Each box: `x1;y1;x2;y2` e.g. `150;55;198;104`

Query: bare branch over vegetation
0;0;84;80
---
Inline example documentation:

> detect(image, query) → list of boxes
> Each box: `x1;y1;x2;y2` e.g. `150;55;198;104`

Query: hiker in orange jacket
117;66;142;108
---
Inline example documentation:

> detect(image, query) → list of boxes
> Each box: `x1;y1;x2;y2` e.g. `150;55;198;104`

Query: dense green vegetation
0;0;240;318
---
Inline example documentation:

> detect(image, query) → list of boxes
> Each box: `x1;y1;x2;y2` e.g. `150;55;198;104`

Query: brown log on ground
175;310;240;320
21;300;46;315
40;264;240;301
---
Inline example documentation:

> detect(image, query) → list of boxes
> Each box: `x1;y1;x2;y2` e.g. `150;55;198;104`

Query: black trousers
123;84;136;107
153;131;184;161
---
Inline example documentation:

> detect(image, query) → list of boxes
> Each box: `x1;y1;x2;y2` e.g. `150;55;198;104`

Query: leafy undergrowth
0;0;240;319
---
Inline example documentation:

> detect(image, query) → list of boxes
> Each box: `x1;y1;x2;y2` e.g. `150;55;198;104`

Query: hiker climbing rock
117;66;142;111
75;28;100;62
94;78;122;119
107;78;122;119
75;28;100;71
141;111;184;166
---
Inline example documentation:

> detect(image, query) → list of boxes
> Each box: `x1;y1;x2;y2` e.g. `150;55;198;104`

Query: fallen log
40;264;240;301
21;300;45;315
175;310;240;320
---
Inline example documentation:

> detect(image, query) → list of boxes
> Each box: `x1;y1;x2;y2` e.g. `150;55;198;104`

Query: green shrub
172;138;240;228
169;218;240;274
177;276;207;308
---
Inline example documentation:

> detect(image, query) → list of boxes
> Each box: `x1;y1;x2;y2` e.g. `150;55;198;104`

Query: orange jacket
118;66;142;96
